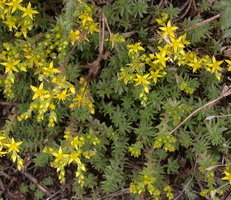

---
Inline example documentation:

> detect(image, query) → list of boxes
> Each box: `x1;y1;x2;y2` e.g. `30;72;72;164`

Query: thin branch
97;188;130;200
0;101;18;106
174;0;193;22
174;176;193;200
102;12;112;36
149;13;221;41
23;171;51;196
182;13;221;33
80;10;111;80
169;87;231;135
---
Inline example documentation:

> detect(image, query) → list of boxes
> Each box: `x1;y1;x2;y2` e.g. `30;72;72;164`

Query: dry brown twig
97;188;130;200
0;101;18;106
175;0;193;22
80;10;110;80
149;13;221;41
169;85;231;135
23;170;51;196
182;13;221;33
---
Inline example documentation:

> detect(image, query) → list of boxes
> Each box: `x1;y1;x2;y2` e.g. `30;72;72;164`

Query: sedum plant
0;0;231;199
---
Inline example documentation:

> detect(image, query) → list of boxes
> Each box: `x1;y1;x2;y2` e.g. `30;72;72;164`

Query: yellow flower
79;13;93;26
207;56;223;73
52;147;69;163
30;82;50;100
153;51;169;68
43;61;60;76
221;170;231;184
106;33;125;48
5;138;22;153
68;153;81;164
1;59;20;73
5;0;24;13
156;13;169;25
3;16;18;31
88;22;99;34
188;56;203;72
134;74;150;86
170;36;185;53
21;2;38;19
159;20;178;38
54;90;70;101
225;59;231;71
127;42;145;55
150;70;164;83
69;29;81;46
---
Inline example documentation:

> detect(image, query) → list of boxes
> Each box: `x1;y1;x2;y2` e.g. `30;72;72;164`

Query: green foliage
33;152;53;167
1;0;231;200
214;0;231;38
165;158;180;174
19;183;29;193
34;190;45;200
102;160;126;193
163;4;181;19
182;17;213;44
197;0;212;12
40;177;54;186
103;0;149;31
19;178;53;200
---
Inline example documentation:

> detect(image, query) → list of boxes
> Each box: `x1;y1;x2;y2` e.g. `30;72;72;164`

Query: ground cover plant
0;0;231;199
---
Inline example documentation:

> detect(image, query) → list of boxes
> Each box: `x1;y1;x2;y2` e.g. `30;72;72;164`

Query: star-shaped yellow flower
54;90;70;102
170;36;185;53
30;82;50;100
5;138;22;153
188;56;203;72
159;20;178;38
153;51;169;68
134;74;150;86
207;56;223;73
5;0;24;13
221;170;231;184
150;70;164;83
127;42;145;55
22;2;38;19
69;29;81;46
225;59;231;71
52;147;69;163
1;59;20;73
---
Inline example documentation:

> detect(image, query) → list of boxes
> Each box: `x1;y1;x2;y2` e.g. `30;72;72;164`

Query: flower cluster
69;0;99;46
130;167;174;199
0;0;98;127
69;77;95;115
43;129;100;184
118;13;231;105
0;0;38;38
128;141;143;157
18;75;94;127
0;137;23;170
221;167;231;185
0;1;99;181
106;33;125;48
153;134;177;152
0;115;23;170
